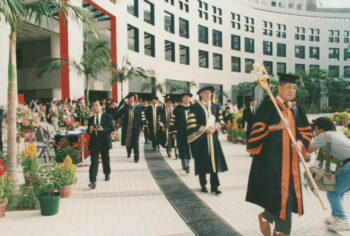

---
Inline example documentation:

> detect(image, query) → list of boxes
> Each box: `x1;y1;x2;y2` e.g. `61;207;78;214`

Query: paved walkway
1;134;350;236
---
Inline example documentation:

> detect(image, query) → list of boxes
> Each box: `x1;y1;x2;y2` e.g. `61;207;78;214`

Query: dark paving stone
144;144;242;236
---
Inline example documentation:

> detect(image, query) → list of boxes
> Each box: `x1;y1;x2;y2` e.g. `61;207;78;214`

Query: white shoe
325;215;337;225
327;217;350;232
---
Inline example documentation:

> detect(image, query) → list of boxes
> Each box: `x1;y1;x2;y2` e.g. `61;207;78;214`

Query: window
144;32;155;57
309;47;319;60
329;48;339;60
198;25;208;44
144;1;154;25
263;41;273;55
164;11;174;33
198;1;208;20
295;45;305;59
165;0;174;5
344;48;350;61
309;28;320;42
231;56;241;72
231;12;241;30
180;45;190;65
127;24;139;52
263;61;273;75
212;6;222;24
231;35;240;51
127;0;138;17
309;65;320;71
199;50;209;68
213;30;222;47
213;53;223;70
328;65;339;78
245;58;254;73
295;64;305;74
277;43;286;57
263;21;273;36
245;37;254;53
179;0;189;12
295;26;305;41
179;18;189;38
165;40;175;62
344;31;349;44
329;30;340;43
244;16;254;33
277;62;286;74
344;66;350;78
277;24;287;38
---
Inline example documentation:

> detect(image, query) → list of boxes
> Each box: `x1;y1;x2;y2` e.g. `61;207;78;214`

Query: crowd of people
0;73;349;235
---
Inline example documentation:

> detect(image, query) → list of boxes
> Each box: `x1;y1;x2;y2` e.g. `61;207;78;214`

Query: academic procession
1;0;350;235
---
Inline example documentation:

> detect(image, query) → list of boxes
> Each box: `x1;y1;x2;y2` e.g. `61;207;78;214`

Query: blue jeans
181;159;190;170
327;162;350;219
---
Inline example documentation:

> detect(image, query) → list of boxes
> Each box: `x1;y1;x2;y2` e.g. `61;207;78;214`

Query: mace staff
250;64;327;211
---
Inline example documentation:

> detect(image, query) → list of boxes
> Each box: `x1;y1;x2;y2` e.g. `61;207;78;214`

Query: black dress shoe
127;153;131;158
185;169;190;174
211;189;222;195
88;182;96;189
134;159;139;163
201;186;208;193
167;151;171;158
105;175;110;181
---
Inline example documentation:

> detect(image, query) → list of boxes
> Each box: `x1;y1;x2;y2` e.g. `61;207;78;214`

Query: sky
318;0;350;8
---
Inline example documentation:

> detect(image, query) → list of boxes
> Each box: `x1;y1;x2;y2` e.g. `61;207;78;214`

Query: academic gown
158;106;174;148
187;101;228;175
245;98;312;220
170;104;191;160
116;101;146;148
146;105;163;144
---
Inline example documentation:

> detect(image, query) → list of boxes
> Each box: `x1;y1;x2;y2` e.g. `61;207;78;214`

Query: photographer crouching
307;117;350;232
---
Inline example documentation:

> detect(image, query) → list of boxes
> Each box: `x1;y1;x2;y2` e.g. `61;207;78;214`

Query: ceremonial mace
250;64;327;211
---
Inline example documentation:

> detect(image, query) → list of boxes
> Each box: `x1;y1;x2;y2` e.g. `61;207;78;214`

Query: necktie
284;102;289;109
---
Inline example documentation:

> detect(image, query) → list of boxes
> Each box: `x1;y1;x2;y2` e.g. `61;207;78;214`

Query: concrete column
67;0;84;99
0;20;10;106
51;35;61;99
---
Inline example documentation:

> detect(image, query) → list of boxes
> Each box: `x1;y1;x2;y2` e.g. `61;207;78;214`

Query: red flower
0;159;7;177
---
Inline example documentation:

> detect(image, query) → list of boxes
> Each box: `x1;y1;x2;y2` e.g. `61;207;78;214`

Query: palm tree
141;77;165;96
111;56;154;98
0;0;96;190
35;40;110;105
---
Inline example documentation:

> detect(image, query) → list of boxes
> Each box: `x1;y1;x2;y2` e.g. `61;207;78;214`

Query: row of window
164;0;189;12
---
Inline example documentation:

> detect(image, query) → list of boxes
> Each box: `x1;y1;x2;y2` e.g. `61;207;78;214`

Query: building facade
0;0;349;105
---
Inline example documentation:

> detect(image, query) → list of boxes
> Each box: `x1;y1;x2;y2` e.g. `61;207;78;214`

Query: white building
0;0;349;105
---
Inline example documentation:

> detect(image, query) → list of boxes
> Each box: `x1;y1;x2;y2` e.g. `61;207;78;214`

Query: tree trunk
7;28;19;191
120;81;124;99
85;77;90;106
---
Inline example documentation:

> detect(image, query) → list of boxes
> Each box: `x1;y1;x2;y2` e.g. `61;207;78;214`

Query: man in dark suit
115;93;146;163
242;97;257;140
87;99;115;189
0;106;4;151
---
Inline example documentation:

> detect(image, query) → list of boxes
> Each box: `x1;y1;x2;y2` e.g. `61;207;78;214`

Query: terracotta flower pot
227;136;232;142
243;139;247;145
59;185;72;198
232;138;238;144
0;200;8;218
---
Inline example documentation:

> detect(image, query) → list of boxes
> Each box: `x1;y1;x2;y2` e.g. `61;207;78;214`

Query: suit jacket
242;106;256;129
87;113;115;151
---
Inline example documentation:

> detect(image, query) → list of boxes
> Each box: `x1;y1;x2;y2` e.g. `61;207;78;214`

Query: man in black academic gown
115;93;146;163
171;92;193;173
146;96;163;151
242;97;257;139
141;100;150;144
246;74;312;236
159;97;174;157
187;86;228;195
87;99;115;189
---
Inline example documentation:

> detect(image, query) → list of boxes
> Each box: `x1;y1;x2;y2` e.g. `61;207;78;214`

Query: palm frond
0;0;26;27
34;57;66;78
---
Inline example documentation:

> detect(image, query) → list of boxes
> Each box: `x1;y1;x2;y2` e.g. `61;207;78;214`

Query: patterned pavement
0;133;349;236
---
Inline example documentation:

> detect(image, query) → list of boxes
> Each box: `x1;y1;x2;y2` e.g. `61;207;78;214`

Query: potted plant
231;120;239;143
239;128;247;145
0;159;15;218
21;144;39;186
34;164;63;216
57;155;77;198
55;137;81;165
226;121;233;142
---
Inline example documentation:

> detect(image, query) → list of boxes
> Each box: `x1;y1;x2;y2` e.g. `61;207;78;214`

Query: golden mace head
250;64;271;91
